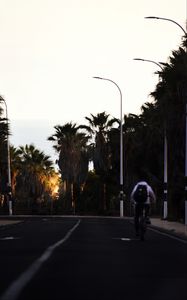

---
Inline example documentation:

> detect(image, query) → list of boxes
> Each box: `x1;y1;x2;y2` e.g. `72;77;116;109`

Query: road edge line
149;227;187;244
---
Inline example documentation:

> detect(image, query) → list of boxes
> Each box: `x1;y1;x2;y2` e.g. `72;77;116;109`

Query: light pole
133;58;168;219
145;16;187;224
145;16;186;35
93;76;124;217
0;96;12;215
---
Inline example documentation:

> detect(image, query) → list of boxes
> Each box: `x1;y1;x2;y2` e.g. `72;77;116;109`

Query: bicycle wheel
139;215;147;241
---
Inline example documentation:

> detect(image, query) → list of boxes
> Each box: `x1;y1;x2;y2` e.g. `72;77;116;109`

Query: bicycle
139;204;147;241
134;203;148;241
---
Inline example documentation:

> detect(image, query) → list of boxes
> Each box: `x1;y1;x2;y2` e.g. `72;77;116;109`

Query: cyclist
130;180;156;236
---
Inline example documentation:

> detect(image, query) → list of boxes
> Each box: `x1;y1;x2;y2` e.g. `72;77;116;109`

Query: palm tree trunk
71;183;75;214
103;183;107;211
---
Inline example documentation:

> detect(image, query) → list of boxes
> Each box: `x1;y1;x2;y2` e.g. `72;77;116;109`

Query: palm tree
151;45;187;220
0;102;9;198
10;146;22;196
48;122;90;212
81;112;118;173
80;112;118;212
124;108;163;197
15;144;55;211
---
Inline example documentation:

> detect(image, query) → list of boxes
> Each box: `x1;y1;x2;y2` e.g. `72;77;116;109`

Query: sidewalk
151;217;187;239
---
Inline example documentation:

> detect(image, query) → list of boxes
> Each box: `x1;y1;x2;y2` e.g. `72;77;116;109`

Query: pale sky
0;0;186;161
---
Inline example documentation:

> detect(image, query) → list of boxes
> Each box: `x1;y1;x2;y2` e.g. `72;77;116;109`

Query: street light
0;96;12;215
145;16;186;35
133;58;168;219
133;58;164;70
145;16;187;224
93;76;124;217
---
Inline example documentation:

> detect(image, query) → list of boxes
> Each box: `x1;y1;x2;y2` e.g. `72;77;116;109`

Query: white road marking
112;237;133;241
0;219;81;300
0;237;21;241
149;227;187;244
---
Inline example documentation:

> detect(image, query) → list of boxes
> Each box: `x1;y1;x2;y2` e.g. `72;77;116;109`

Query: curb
149;224;187;242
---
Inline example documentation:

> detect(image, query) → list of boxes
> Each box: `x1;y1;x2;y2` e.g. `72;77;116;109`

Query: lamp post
133;58;168;219
145;16;187;224
145;16;186;35
0;96;12;215
93;76;124;217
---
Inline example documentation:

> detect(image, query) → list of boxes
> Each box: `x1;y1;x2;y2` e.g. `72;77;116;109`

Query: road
0;216;186;300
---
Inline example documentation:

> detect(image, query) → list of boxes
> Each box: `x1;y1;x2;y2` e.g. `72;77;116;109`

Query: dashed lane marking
0;237;21;241
112;237;137;241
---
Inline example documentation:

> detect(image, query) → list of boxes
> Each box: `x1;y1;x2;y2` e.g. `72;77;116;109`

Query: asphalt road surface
0;216;186;300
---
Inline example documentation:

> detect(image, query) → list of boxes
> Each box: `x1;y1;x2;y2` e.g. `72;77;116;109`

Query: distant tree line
0;37;186;220
0;133;59;214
